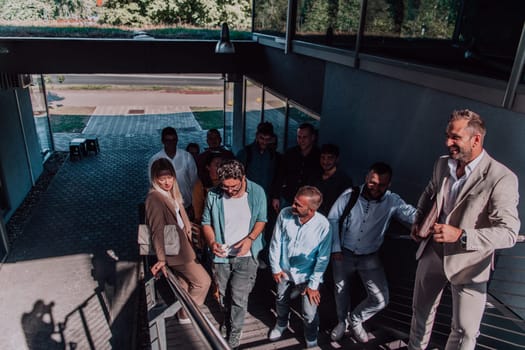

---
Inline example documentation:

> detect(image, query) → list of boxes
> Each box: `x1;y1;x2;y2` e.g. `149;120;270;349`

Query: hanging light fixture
215;23;235;54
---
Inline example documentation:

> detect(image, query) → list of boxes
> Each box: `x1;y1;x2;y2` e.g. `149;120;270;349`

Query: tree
0;0;54;21
253;0;288;33
53;0;94;19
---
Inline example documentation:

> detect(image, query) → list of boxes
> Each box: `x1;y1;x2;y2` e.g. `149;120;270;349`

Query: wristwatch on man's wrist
460;229;467;248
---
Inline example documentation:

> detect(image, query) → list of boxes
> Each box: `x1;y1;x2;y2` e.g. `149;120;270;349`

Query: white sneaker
178;317;191;325
268;323;287;341
330;321;347;341
305;339;318;348
350;322;368;343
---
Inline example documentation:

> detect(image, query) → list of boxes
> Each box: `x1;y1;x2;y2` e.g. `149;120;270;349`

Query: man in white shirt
202;159;267;349
148;127;198;212
328;162;416;343
268;186;332;348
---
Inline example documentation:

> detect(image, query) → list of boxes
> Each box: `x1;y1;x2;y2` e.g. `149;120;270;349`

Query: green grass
66;85;112;90
190;108;224;130
0;25;131;38
0;25;252;40
50;114;90;133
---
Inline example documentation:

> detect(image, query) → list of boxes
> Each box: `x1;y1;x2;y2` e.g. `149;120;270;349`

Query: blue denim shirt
328;186;416;254
269;207;332;290
201;179;267;263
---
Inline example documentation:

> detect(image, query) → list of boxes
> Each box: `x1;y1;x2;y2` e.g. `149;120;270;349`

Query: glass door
29;75;54;161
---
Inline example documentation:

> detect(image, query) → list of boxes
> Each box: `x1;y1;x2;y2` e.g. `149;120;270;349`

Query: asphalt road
47;73;224;86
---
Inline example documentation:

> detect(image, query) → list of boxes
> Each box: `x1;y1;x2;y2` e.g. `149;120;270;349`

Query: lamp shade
215;23;235;54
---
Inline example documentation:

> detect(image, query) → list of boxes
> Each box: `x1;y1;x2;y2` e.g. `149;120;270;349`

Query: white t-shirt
223;192;251;257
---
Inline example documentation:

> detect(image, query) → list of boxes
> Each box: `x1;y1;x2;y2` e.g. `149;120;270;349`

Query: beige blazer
145;189;195;266
415;152;520;284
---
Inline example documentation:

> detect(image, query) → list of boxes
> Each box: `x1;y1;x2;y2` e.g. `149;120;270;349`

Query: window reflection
253;0;288;36
364;0;458;40
286;103;320;149
244;79;263;145
295;0;361;49
242;80;321;151
263;91;286;153
362;0;525;80
224;81;234;149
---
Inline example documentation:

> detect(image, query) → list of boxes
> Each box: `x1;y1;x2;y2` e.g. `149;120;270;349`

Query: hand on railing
151;260;167;278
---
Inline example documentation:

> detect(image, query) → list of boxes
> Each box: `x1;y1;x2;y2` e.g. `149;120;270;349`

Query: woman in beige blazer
146;158;211;323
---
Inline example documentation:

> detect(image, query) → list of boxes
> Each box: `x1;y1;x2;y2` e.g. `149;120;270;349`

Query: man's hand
210;242;228;257
272;198;280;213
273;271;288;283
233;237;252;257
432;223;462;243
331;252;343;261
302;287;321;306
410;223;422;242
151;260;167;278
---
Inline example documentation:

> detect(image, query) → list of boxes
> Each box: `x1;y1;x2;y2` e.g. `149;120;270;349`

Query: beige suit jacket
415;152;520;284
145;189;195;266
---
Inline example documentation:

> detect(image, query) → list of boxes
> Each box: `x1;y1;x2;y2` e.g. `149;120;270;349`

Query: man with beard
407;110;520;350
328;162;416;343
271;123;321;213
196;129;234;182
268;186;332;348
309;143;352;216
201;159;266;349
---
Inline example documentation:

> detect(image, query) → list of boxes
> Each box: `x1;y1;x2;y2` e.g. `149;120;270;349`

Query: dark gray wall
0;88;44;220
320;62;525;214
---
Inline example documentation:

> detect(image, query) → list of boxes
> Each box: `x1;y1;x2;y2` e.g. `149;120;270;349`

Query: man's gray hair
217;159;245;181
449;109;486;138
296;186;323;210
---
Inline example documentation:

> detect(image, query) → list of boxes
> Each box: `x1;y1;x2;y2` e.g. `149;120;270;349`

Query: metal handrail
388;232;525;243
163;268;230;350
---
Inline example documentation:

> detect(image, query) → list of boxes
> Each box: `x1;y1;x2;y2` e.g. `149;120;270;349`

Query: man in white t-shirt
148;127;198;212
202;159;267;349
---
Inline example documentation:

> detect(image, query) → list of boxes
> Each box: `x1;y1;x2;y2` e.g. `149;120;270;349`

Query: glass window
253;0;288;37
244;79;263;145
223;81;234;149
286;102;320;149
29;75;53;161
263;90;287;153
362;0;525;81
295;0;361;49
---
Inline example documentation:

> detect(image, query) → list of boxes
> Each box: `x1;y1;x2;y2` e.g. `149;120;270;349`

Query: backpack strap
338;186;360;241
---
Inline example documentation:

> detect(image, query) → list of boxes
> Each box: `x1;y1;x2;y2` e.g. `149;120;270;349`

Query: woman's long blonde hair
150;158;184;206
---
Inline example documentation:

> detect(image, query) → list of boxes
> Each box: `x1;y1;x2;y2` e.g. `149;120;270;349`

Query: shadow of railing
58;287;112;350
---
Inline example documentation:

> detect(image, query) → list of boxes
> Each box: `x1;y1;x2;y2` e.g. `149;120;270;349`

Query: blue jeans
275;279;319;342
333;250;389;325
213;257;258;336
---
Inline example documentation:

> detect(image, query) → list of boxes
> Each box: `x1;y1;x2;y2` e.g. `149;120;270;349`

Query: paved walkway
0;108;206;349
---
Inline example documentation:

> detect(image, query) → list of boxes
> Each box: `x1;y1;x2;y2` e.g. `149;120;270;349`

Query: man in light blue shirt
328;162;416;343
268;186;332;348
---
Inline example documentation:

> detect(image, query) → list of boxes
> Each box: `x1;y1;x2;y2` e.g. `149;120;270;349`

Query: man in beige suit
407;109;520;350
